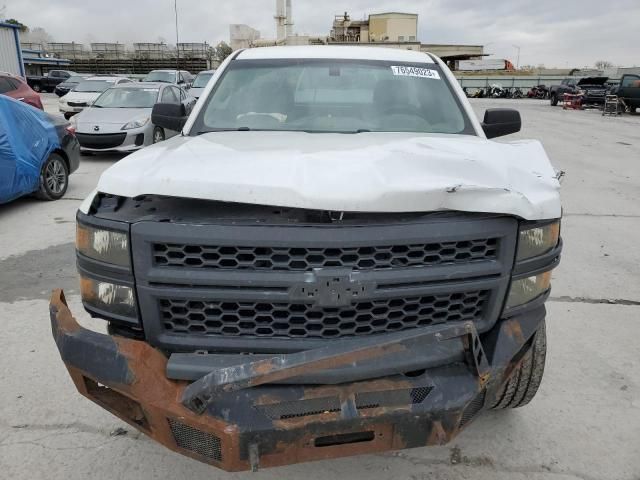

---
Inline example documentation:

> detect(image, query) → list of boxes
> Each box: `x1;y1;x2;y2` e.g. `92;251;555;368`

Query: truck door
618;75;640;106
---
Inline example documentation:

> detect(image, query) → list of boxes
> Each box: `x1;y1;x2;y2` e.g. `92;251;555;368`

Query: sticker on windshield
390;66;441;79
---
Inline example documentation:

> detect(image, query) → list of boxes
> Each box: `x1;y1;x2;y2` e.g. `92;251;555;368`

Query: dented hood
95;131;561;220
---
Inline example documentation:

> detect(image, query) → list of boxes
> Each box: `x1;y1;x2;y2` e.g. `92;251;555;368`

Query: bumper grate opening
257;396;341;420
168;418;223;462
314;431;375;448
355;386;433;410
459;390;486;429
83;377;149;431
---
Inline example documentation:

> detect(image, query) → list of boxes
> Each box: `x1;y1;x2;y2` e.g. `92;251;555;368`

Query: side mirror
152;103;188;132
481;108;521;139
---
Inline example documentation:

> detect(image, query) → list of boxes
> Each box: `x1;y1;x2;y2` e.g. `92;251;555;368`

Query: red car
0;73;44;110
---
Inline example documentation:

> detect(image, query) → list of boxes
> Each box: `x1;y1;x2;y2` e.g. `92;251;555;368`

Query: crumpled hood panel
95;131;561;220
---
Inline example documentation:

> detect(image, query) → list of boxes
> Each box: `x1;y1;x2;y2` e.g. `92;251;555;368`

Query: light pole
174;0;180;70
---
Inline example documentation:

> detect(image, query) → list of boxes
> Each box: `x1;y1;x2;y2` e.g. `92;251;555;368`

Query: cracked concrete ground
0;94;639;479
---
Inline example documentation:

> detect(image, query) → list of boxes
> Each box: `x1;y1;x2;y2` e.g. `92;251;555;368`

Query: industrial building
21;47;71;76
230;24;261;50
0;22;25;76
229;5;484;67
330;12;418;43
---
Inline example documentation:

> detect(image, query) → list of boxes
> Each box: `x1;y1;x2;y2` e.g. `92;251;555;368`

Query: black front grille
160;290;489;339
68;101;87;107
153;238;498;271
76;132;126;149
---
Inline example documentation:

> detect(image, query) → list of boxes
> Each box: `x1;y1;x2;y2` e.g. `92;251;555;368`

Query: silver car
187;70;216;99
142;69;194;88
72;82;195;154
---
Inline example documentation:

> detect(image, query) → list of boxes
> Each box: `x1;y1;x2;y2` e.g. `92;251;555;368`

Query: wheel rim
154;129;164;143
45;158;66;194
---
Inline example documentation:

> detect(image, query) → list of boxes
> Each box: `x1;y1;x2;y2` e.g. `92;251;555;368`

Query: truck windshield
93;87;159;108
192;59;472;135
74;80;116;93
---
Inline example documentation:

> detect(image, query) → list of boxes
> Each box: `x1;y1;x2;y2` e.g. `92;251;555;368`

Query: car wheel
35;153;69;201
550;93;558;106
64;113;73;120
32;84;42;93
153;127;166;144
491;321;547;409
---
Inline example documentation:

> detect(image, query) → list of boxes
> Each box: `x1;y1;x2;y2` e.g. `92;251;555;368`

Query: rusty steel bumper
50;289;545;472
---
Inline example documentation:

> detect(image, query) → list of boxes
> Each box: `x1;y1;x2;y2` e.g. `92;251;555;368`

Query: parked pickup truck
613;74;640;112
27;70;76;93
549;76;609;106
50;46;563;472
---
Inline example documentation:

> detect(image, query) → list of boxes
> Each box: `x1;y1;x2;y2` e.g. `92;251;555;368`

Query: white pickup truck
50;46;562;472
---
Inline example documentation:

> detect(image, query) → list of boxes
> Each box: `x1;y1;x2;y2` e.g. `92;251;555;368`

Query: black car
54;74;90;97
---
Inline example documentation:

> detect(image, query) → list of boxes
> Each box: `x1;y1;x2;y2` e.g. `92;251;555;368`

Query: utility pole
174;0;180;70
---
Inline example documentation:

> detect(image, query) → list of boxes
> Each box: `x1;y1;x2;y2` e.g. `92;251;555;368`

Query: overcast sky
5;0;639;68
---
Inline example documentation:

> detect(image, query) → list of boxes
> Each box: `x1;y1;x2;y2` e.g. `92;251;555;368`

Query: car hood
62;92;102;103
76;107;151;126
577;77;608;86
93;131;562;220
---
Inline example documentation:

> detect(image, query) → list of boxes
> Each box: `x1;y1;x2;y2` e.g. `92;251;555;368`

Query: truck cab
50;46;562;472
27;69;76;93
616;74;640;112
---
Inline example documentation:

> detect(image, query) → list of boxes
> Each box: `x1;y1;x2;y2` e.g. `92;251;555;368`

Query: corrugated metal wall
0;26;22;75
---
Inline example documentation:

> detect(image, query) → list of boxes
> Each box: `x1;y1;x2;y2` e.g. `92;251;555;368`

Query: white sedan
59;76;131;119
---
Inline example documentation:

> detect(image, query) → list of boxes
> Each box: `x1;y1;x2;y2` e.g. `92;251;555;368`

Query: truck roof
236;46;436;63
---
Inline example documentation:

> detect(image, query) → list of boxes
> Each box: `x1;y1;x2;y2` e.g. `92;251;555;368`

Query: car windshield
74;80;116;93
192;59;472;135
143;71;176;83
66;76;86;84
192;72;214;88
93;87;159;108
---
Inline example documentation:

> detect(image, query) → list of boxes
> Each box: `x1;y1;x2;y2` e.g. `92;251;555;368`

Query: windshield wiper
197;127;252;135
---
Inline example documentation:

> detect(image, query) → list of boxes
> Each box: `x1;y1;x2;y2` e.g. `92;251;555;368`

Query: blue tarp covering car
0;95;61;204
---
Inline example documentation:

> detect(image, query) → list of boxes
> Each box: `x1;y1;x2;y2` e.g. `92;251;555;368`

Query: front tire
32;84;42;93
491;321;547;409
550;93;558;106
63;113;73;120
35;153;69;201
152;127;165;144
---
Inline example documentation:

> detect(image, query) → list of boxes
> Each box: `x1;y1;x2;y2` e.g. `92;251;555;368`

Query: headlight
80;275;137;318
517;221;560;261
506;271;552;309
122;117;150;130
76;223;130;267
